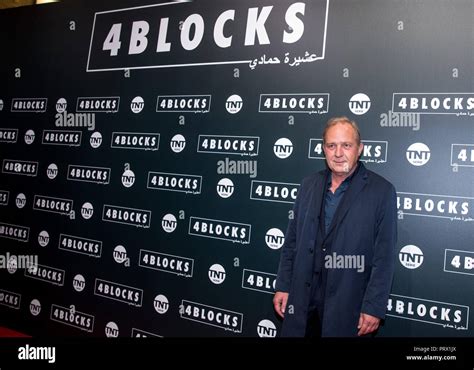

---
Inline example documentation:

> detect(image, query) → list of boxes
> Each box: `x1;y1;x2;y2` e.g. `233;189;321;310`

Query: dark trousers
305;308;322;338
305;269;326;338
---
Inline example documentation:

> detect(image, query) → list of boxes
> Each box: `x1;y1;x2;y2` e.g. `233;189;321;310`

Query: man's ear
358;142;364;157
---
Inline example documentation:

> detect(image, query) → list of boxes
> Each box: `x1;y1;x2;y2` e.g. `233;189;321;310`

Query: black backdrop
0;0;473;337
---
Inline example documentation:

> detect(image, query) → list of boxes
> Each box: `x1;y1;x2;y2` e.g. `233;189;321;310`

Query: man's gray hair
322;116;361;145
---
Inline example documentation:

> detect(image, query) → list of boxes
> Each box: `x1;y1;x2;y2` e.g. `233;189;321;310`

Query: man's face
323;123;363;176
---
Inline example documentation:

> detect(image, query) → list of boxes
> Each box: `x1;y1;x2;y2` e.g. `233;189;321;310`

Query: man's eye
344;143;352;149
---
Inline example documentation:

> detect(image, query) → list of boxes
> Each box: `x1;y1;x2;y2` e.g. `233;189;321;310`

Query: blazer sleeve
274;178;305;293
361;184;398;319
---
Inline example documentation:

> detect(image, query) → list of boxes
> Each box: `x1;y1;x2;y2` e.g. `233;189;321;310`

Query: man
273;117;397;337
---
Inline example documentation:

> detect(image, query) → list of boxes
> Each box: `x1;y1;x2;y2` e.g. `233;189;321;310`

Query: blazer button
309;248;314;254
305;282;311;287
322;248;326;252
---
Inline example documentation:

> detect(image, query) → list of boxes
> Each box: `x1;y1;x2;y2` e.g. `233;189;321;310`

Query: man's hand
273;292;289;318
357;313;380;336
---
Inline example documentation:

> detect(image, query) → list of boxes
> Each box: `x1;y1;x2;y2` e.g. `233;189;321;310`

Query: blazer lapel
307;169;329;227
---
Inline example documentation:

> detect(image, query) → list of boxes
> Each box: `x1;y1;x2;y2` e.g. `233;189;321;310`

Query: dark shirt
324;163;360;233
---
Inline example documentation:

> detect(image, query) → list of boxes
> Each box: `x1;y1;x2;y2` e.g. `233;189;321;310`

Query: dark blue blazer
275;162;397;337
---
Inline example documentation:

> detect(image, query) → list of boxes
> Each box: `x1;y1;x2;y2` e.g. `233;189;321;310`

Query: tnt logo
273;138;293;159
90;131;102;148
131;96;144;113
154;294;169;314
56;98;67;113
257;319;277;338
24;129;35;145
406;143;431;166
73;274;86;292
161;214;177;233
170;134;186;153
121;169;135;188
226;95;243;114
349;93;371;115
216;178;234;198
30;299;41;316
105;322;119;338
16;193;26;209
47;163;58;179
27;263;38;274
265;228;285;250
113;245;128;264
38;230;50;247
7;256;17;274
208;264;226;284
399;245;424;269
81;202;94;220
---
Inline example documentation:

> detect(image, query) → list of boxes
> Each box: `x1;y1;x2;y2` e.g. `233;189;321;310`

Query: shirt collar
327;161;360;188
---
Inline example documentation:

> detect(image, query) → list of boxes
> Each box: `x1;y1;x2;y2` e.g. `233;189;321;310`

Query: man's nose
335;145;343;156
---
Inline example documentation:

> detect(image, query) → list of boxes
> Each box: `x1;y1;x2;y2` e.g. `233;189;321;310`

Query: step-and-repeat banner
0;0;472;337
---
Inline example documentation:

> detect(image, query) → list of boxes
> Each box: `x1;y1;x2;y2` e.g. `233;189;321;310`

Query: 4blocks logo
87;1;329;72
0;289;21;309
250;180;299;204
397;192;473;222
188;217;251;244
42;130;81;146
444;249;474;275
157;95;211;113
50;304;94;332
0;128;18;143
180;300;243;333
94;278;143;307
102;205;151;228
198;135;259;156
11;98;47;112
111;132;160;151
59;234;102;258
392;93;474;115
139;250;193;277
0;222;29;243
259;94;329;114
3;159;38;177
0;191;9;206
76;97;119;112
147;172;202;194
33;195;73;216
309;139;388;164
24;264;65;286
242;269;276;294
387;294;469;330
